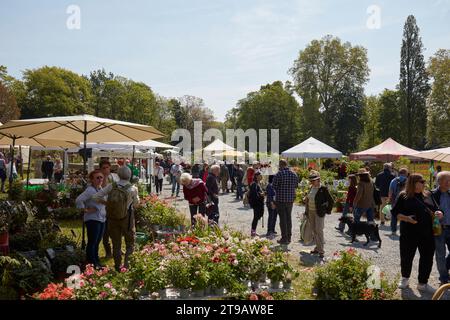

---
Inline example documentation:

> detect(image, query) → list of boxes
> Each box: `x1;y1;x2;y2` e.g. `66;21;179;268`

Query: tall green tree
378;89;402;141
290;35;370;148
333;81;364;154
359;95;381;150
20;66;93;118
0;82;20;124
0;66;21;123
399;15;431;149
426;49;450;148
299;91;324;141
89;69;114;117
234;81;302;151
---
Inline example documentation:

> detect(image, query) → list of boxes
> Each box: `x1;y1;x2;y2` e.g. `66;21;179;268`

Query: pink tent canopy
350;138;419;162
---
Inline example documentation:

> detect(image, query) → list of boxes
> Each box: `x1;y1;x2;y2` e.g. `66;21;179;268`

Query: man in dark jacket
375;163;395;225
235;164;244;200
41;155;54;180
227;162;236;193
206;165;220;224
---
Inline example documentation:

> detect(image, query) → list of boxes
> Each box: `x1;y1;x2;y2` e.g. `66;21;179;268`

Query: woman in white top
75;170;106;268
54;158;63;183
154;162;164;194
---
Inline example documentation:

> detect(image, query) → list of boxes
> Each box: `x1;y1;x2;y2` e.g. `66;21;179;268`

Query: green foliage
135;195;186;231
346;160;364;174
8;181;24;201
378;89;402;141
314;249;398;300
9;219;58;251
394;156;411;169
50;249;85;275
426;49;450;148
290;35;369;152
359;95;381;150
231;81;302;152
20;66;93;118
399;15;431;149
5;255;53;296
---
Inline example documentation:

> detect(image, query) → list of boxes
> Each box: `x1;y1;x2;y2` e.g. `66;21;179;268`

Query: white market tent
97;139;175;150
203;139;235;152
281;137;343;159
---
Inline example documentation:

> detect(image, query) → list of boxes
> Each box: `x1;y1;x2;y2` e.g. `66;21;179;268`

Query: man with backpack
388;167;409;236
93;166;139;271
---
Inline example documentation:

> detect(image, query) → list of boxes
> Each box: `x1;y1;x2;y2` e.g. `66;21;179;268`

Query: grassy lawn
58;220;115;268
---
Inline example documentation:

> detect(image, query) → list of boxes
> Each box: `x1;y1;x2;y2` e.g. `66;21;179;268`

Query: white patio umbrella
412;147;450;163
0;115;164;250
0;122;80;189
0;115;165;175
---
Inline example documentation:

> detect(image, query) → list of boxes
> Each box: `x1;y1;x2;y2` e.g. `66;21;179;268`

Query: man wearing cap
273;159;299;245
304;170;334;257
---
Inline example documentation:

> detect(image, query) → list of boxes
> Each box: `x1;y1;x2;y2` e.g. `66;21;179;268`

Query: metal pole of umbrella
8;137;16;195
131;145;136;182
19;145;23;179
26;147;32;198
81;121;87;250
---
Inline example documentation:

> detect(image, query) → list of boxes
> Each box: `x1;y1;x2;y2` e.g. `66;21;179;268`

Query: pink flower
99;291;108;299
120;267;128;273
260;246;270;255
249;293;259;300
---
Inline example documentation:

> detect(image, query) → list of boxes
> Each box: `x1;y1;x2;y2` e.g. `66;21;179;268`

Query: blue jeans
435;227;450;283
353;207;374;223
236;181;243;199
85;220;105;266
171;176;180;196
267;206;277;234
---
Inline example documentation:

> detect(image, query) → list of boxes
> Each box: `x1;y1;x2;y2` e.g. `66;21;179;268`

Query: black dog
339;216;382;248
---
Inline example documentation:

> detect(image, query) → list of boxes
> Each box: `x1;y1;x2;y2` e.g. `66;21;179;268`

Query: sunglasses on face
95;176;104;180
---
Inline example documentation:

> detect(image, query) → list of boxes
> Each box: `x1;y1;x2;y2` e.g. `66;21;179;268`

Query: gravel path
159;184;448;300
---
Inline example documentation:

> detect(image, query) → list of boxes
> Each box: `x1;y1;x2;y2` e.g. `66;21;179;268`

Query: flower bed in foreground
36;225;297;300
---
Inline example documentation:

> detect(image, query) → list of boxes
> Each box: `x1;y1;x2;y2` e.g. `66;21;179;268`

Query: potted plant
0;214;9;248
166;258;191;299
190;269;209;297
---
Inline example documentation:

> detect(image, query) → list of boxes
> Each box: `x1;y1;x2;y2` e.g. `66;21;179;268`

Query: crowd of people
66;152;450;294
330;162;450;292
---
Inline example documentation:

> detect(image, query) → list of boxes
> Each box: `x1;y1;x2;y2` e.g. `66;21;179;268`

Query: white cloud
226;0;325;71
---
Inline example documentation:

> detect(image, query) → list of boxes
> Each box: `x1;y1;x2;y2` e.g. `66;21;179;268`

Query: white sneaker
417;283;435;294
398;277;410;289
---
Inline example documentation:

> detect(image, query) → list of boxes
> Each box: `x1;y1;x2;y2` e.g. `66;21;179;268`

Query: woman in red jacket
336;174;357;233
180;173;209;226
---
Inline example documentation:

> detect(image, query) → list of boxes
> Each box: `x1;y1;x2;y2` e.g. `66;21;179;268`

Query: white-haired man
431;171;450;286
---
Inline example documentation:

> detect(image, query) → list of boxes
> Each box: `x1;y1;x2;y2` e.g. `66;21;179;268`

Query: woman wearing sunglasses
76;169;106;268
392;173;444;293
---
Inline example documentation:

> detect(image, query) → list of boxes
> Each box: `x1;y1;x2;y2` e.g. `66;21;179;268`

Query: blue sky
1;0;449;121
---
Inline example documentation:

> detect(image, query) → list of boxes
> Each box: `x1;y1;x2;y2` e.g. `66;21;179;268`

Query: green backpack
106;182;131;220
